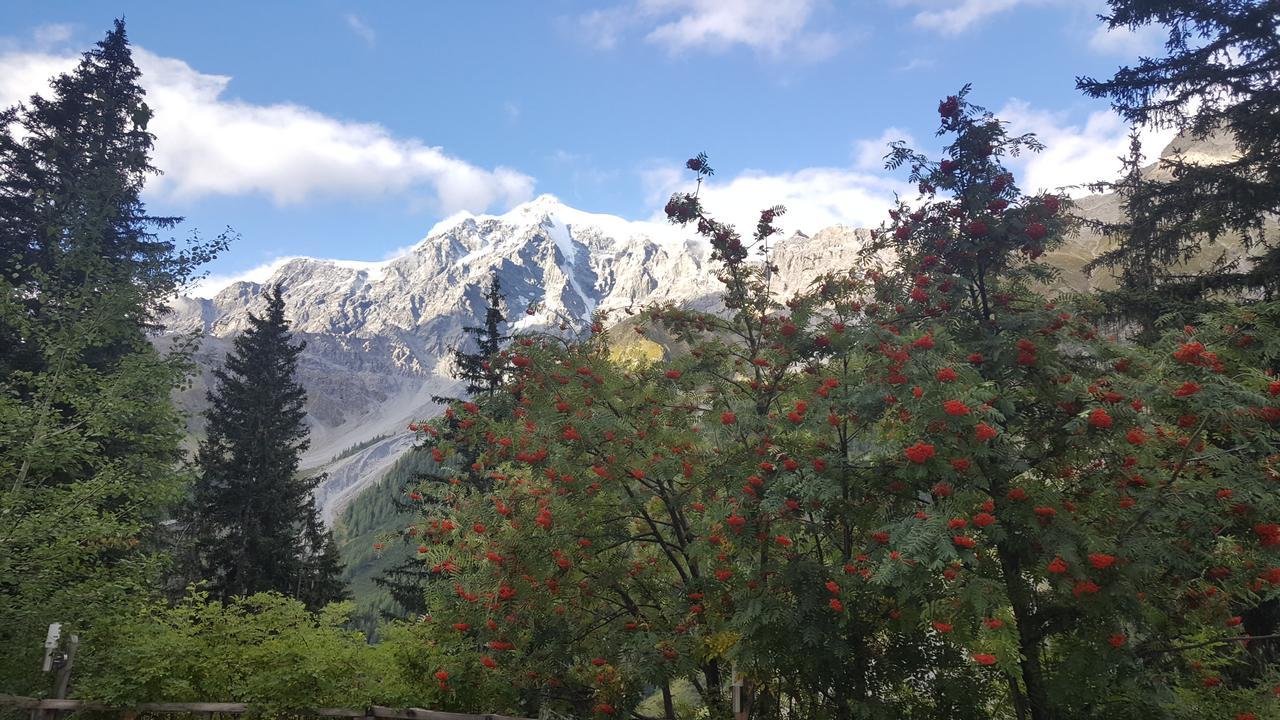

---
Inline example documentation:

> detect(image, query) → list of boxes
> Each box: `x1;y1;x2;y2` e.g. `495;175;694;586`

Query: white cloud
0;50;73;110
32;24;74;47
0;41;535;214
185;257;298;298
898;0;1040;34
577;7;634;50
1088;22;1165;56
344;14;376;47
576;0;839;60
997;100;1178;196
897;57;935;72
901;0;1146;45
641;158;911;237
854;126;914;171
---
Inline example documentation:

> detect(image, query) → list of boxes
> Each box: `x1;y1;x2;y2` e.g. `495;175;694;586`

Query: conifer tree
374;273;511;617
1077;0;1280;303
298;507;348;609
1082;130;1171;340
0;20;225;691
0;20;224;378
371;531;432;618
432;271;510;405
429;271;513;478
456;273;509;397
189;285;346;609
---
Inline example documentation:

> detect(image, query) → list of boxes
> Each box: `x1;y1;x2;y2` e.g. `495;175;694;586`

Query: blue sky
0;1;1171;295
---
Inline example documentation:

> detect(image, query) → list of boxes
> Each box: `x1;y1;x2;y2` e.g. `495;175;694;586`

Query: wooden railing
0;695;534;720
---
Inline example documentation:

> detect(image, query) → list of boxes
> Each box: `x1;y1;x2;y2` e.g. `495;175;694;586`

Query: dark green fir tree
432;271;510;403
298;508;348;610
1077;0;1280;305
429;270;514;473
1082;130;1169;341
189;285;346;609
457;272;509;397
375;272;511;617
0;20;225;378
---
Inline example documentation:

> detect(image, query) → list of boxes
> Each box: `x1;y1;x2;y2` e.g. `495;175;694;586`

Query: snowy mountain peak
506;192;571;218
420;193;573;242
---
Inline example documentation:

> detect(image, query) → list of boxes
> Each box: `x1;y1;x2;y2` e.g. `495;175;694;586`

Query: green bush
79;592;411;712
76;591;529;717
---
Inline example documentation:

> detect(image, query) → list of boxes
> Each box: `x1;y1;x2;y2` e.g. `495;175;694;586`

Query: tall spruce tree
1082;130;1170;340
1077;0;1280;306
0;20;225;692
456;273;509;397
429;271;514;475
374;273;510;616
189;285;346;609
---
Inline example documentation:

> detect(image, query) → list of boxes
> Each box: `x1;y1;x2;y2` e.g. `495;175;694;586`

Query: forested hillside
335;448;437;636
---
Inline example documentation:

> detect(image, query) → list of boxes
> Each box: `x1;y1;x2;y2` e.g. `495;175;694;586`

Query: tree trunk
996;542;1054;720
702;660;729;719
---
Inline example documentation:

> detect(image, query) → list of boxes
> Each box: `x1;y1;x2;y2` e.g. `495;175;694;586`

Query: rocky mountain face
164;196;876;521
163;134;1244;523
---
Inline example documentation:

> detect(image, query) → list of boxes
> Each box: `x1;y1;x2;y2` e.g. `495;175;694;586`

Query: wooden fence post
52;635;78;701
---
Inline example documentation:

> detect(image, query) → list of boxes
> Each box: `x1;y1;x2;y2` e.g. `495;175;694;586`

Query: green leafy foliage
78;592;421;712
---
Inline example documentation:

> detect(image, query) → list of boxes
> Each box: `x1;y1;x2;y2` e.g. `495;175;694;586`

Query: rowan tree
853;88;1280;720
402;92;1280;720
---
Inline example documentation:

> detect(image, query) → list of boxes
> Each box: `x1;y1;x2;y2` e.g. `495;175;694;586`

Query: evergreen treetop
439;271;510;401
0;19;224;375
1077;0;1280;301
